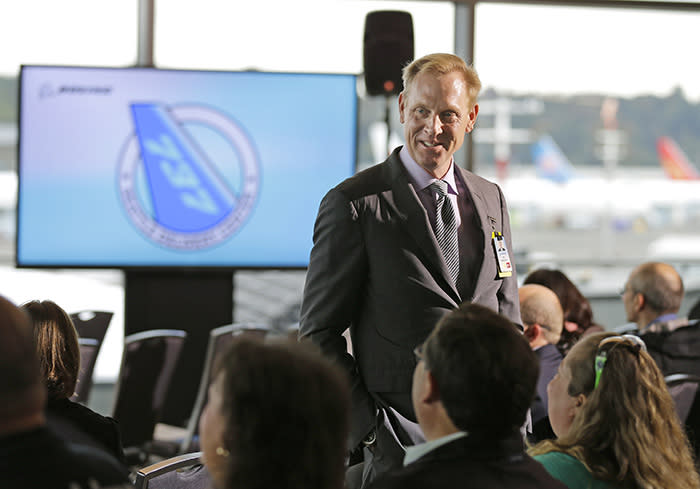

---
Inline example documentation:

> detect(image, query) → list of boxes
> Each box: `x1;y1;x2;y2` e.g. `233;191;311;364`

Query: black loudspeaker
363;10;414;96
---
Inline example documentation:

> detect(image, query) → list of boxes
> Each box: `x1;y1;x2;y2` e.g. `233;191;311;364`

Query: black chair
71;337;100;404
69;310;114;404
112;329;187;461
133;451;210;489
665;373;700;466
70;310;113;343
145;323;271;458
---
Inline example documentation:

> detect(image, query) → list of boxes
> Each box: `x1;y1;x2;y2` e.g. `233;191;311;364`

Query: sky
1;1;699;100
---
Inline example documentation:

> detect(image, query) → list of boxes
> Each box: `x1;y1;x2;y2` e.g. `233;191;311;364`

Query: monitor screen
17;66;357;269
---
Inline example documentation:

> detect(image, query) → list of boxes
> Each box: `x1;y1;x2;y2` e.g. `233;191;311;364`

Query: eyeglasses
594;334;647;389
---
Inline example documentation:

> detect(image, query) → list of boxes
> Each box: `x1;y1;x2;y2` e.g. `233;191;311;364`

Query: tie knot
430;180;448;197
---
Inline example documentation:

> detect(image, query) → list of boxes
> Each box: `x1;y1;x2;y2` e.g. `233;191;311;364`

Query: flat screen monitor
17;66;357;269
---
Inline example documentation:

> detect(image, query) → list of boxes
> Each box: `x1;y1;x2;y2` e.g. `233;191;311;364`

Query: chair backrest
70;337;100;404
70;310;113;343
134;451;210;489
112;329;187;449
179;323;271;453
666;373;700;463
666;373;700;422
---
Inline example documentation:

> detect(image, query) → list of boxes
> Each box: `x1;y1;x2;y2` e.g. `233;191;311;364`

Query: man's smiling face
399;70;478;178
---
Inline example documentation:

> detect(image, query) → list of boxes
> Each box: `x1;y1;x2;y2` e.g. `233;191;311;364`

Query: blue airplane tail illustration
531;134;575;184
130;104;236;233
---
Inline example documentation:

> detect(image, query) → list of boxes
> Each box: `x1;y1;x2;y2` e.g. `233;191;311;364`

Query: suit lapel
457;167;490;294
383;152;460;302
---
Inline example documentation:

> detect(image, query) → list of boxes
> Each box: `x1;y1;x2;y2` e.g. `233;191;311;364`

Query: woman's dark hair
212;337;350;489
524;268;593;354
21;300;80;400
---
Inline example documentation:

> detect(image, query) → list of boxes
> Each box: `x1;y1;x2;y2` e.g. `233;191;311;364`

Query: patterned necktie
430;180;459;286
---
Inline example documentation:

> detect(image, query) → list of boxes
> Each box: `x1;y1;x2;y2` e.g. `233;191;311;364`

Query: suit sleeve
496;184;521;324
299;188;376;450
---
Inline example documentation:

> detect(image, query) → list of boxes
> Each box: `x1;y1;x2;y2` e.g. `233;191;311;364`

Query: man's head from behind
623;262;683;325
412;303;538;441
519;284;564;349
0;295;45;429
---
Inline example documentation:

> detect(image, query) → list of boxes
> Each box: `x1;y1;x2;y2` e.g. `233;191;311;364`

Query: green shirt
533;452;621;489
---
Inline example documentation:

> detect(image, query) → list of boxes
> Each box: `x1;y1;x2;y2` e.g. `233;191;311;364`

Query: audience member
367;303;567;489
22;299;126;463
621;261;700;376
0;294;129;489
199;336;350;489
524;268;601;355
519;283;564;441
529;332;699;489
690;296;700;320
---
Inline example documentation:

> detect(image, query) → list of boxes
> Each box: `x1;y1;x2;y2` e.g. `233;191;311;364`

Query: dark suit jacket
640;318;700;376
533;344;562;424
46;397;126;464
300;148;520;450
366;433;568;489
0;426;129;489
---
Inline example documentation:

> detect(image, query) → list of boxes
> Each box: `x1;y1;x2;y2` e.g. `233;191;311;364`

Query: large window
473;4;700;261
0;0;138;76
154;1;454;74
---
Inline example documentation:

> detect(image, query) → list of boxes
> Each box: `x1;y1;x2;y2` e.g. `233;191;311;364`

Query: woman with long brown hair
529;332;699;489
23;300;125;464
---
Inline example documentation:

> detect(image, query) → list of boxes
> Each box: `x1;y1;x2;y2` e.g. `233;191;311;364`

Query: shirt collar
399;146;459;195
403;431;468;466
646;313;679;329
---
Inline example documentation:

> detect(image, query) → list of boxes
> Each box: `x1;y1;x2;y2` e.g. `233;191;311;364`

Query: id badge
492;232;513;278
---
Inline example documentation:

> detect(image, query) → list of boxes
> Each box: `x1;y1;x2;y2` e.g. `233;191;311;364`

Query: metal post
137;0;155;67
454;2;476;171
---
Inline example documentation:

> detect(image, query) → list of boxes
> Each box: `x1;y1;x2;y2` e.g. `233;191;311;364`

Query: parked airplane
499;134;700;231
657;136;700;180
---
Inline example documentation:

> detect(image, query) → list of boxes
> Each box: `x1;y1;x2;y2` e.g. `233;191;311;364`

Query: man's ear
523;323;539;342
425;371;441;403
465;103;479;133
398;91;406;124
635;292;646;311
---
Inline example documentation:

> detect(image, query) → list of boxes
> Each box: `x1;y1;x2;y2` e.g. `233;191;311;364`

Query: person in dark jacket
621;262;700;376
0;294;129;489
22;299;126;464
367;303;567;489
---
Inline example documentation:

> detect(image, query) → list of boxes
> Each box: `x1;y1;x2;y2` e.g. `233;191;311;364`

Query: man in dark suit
519;283;564;441
300;53;519;487
367;303;566;489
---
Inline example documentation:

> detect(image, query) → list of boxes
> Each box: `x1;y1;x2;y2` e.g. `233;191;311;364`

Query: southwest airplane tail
657;136;700;180
531;134;575;183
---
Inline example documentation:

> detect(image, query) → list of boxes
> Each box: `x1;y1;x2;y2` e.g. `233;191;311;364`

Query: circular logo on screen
117;104;260;251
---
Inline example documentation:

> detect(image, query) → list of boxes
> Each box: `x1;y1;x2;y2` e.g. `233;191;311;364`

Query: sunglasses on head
594;334;647;389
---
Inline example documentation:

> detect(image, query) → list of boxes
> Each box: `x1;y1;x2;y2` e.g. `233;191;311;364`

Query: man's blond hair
401;53;481;106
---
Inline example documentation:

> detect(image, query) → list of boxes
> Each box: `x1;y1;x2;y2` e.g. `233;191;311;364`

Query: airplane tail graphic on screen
130;104;236;233
531;134;575;184
656;136;700;180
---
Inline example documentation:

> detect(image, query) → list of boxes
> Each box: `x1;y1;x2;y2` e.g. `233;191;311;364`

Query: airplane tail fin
657;137;700;180
531;134;575;183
